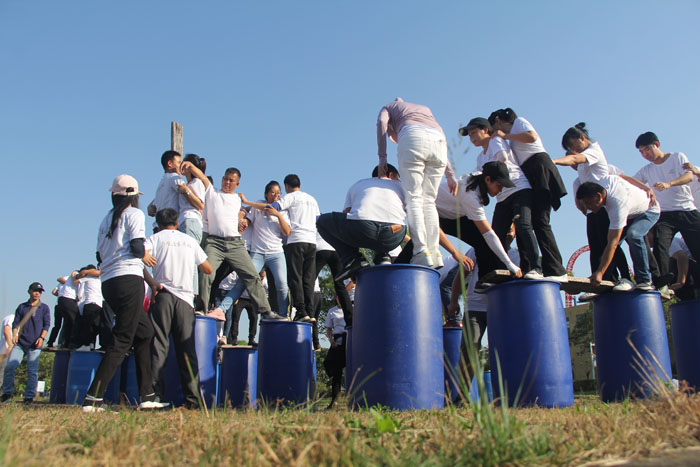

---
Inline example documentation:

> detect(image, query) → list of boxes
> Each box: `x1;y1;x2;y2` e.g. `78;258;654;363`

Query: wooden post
171;121;183;155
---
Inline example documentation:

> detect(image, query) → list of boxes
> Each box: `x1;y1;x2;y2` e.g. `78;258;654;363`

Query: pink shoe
206;308;226;321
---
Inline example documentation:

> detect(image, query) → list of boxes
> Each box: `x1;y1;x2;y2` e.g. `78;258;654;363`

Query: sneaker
474;282;493;294
433;252;444;269
546;274;569;283
578;292;597;303
657;285;673;301
523;270;545;280
293;313;315;323
411;251;434;267
635;281;653;291
0;394;12;404
336;257;369;282
247;339;258;347
82;395;106;413
260;311;286;321
139;393;170;410
376;254;392;265
612;278;635;292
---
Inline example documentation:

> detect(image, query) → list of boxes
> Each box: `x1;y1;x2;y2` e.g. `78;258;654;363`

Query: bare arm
178;184;204;210
439;229;473;271
57;277;67;284
553;153;588;166
180;161;210;190
590;228;624;284
3;326;13;356
238;193;269;211
326;327;335;348
671;251;689;290
497;130;537;144
619;173;657;207
198;260;214;275
78;268;101;278
264;206;291;236
653;171;693;191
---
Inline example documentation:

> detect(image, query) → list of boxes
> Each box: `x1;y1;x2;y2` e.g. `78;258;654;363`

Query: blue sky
1;1;699;323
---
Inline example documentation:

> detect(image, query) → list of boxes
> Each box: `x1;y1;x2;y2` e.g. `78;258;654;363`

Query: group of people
3;98;699;409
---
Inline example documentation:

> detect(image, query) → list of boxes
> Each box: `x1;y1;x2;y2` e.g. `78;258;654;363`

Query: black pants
315;249;354;326
587;209;632;282
323;333;346;397
48;297;78;347
492;189;539;274
439;217;504;279
87;275;154;400
653;210;700;287
149;289;200;407
229;297;258;343
460;310;487;370
70;303;102;348
284;242;316;318
310;292;323;349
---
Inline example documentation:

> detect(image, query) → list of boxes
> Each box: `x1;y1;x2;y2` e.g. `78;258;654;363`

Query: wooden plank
171;121;183;155
478;270;615;294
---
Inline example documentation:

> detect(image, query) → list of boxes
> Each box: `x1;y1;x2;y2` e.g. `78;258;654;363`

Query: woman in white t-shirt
444;162;523;281
556;123;632;284
488;108;568;280
460;117;540;279
82;174;163;412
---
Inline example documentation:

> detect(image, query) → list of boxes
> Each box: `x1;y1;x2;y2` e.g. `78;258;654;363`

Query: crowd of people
3;98;699;410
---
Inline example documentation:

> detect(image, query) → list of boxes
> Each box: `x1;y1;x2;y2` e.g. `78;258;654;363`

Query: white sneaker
81;404;106;413
139;400;171;410
546;274;569;283
634;281;653;291
578;292;597;302
612;278;635;292
411;251;434;268
523;270;545;280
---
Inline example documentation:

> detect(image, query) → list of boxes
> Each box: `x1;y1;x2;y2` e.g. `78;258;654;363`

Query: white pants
397;127;447;256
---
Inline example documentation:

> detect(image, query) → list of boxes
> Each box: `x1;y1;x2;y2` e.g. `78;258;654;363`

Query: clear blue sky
1;1;699;322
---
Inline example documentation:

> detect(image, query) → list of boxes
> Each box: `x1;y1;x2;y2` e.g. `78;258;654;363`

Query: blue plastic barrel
163;315;218;407
443;327;463;402
671;299;700;389
486;280;574;408
257;321;315;406
49;350;71;404
65;350;120;405
593;291;672;402
345;326;353;396
218;346;258;408
120;354;139;405
351;264;444;410
469;370;493;403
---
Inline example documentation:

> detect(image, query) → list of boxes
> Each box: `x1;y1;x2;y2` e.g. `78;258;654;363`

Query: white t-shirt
247;202;289;254
634;152;696;212
344;177;406;225
275;190;320;244
344;278;355;302
202;184;243;238
576;141;609;184
316;232;335;252
689;176;700;209
57;273;79;300
0;314;14;351
476;136;531;203
466;247;520;312
573;163;623;201
145;229;208;306
325;306;346;335
509;117;547;165
97;206;147;281
670;235;694;261
153;173;183;213
601;175;659;230
439;177;488;222
178;177;205;227
78;276;103;307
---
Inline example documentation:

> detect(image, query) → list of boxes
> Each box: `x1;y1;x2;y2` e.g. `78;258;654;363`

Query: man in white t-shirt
47;271;79;348
145;208;213;409
148;150;184;232
247;174;321;323
181;161;284;322
316;164;407;283
0;315;14;376
577;176;660;291
633;132;700;291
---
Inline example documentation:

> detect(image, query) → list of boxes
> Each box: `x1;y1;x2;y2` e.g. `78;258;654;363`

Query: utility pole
171;121;183;155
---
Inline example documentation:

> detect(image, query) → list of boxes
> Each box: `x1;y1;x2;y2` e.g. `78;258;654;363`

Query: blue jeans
440;265;464;323
179;218;203;295
2;346;42;399
622;210;660;283
316;212;407;264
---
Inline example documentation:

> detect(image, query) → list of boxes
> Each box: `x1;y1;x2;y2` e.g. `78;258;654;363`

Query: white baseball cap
109;174;143;196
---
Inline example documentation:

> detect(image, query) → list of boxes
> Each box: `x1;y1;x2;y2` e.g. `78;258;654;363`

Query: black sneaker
260;311;286;321
248;339;258;347
0;394;12;404
293;313;315;323
336;257;369;282
23;398;33;404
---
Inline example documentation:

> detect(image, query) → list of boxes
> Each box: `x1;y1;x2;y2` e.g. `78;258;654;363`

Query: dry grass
1;391;699;466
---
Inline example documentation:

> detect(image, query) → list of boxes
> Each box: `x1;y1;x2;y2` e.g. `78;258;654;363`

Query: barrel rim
485;278;561;293
355;263;440;279
259;320;313;327
592;289;661;303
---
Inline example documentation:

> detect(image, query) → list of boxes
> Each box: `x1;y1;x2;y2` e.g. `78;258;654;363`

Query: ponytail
487;107;518;125
465;173;490;206
107;194;139;238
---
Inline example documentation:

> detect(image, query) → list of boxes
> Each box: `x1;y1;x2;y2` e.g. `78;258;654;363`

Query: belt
208;235;241;241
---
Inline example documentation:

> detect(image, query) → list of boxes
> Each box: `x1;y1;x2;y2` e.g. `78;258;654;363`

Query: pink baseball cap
109;174;143;196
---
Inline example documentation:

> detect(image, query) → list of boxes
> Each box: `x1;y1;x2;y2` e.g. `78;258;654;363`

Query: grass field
1;390;699;466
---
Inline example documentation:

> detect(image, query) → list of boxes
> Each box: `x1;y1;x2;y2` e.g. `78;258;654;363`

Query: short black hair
264;180;280;194
85;264;96;271
284;174;301;188
224;167;241;179
371;164;399;178
161;150;181;170
156;208;178;228
635;132;659;148
576;182;606;200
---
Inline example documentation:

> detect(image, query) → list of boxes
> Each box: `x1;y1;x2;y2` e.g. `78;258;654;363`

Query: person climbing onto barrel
488;108;569;281
576;175;660;291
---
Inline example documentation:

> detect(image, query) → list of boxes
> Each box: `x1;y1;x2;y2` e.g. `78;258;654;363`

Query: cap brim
458;126;469;136
498;177;515;188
